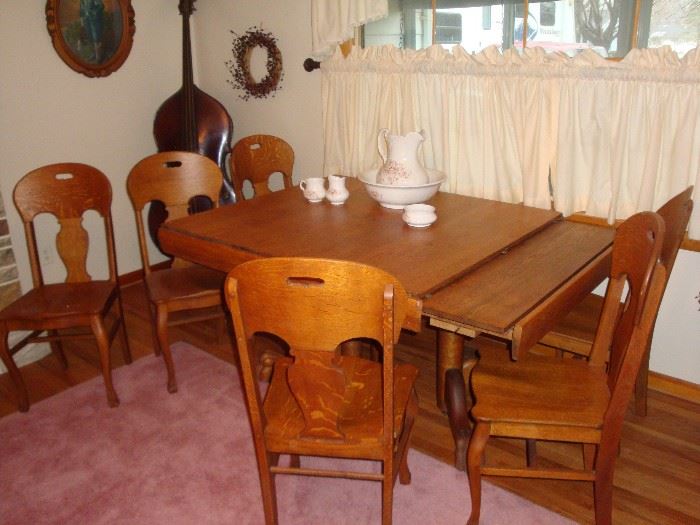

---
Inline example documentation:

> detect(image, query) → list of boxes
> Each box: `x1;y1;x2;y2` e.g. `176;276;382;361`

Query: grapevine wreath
227;26;283;100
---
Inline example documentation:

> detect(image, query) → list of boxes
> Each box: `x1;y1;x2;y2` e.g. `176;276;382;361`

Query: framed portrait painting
45;0;135;77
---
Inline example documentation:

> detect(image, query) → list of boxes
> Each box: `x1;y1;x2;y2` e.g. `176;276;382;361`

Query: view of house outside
364;0;699;58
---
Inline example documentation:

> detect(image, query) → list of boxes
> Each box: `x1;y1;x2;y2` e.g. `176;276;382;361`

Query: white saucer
402;214;436;228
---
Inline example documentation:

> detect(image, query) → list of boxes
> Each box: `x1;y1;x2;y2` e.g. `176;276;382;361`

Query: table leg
436;330;465;412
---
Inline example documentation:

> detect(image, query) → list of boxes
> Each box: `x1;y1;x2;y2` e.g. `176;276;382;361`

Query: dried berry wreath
226;26;283;100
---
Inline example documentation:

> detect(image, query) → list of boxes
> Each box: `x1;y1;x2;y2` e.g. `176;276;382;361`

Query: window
363;0;699;59
482;6;491;30
435;12;462;44
540;2;555;27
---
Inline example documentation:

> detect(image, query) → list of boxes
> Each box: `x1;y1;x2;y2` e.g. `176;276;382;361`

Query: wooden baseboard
648;371;700;404
117;261;170;287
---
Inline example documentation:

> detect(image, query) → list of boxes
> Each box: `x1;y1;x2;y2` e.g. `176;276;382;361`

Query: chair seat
0;281;116;324
471;351;609;430
144;265;225;305
263;355;419;459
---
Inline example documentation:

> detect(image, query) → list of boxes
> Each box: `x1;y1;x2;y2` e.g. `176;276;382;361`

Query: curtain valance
311;0;388;59
321;44;700;238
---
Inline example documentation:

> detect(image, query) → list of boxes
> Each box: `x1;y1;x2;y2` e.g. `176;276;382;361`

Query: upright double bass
150;0;235;246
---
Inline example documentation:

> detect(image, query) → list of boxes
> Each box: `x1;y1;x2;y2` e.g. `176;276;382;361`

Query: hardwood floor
1;281;698;524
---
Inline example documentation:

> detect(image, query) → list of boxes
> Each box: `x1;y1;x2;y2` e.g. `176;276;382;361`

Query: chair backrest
126;151;223;269
588;212;665;463
656;186;693;273
13;163;117;287
229;135;294;199
590;187;692;370
591;212;663;377
225;257;412;440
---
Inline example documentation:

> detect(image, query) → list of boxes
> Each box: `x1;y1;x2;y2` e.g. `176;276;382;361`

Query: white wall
1;1;180;281
0;1;697;385
592;249;700;384
0;0;181;367
193;0;324;184
650;249;700;381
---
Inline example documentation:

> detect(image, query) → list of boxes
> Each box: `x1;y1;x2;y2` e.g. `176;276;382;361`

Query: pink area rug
0;343;574;525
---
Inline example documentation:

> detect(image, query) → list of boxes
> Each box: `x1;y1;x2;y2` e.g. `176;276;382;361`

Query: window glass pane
362;0;404;48
638;0;700;57
540;2;556;26
436;12;463;44
483;5;492;30
436;3;515;52
522;1;636;58
363;0;643;57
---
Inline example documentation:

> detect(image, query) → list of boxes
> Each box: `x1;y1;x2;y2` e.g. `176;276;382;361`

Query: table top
423;220;613;335
159;179;613;346
159;178;561;298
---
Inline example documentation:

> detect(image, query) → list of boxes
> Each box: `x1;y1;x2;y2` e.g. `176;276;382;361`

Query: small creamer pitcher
326;175;349;205
377;128;429;186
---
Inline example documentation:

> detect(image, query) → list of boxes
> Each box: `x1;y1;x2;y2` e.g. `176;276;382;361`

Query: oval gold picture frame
45;0;136;78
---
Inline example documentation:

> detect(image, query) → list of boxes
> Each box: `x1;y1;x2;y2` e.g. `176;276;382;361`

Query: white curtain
311;0;388;59
321;45;700;238
322;45;559;208
554;47;700;239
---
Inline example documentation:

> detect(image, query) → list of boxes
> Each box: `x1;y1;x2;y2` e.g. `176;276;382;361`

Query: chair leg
593;467;614;525
583;443;597;471
398;445;412;485
48;333;68;369
382;458;394;525
397;389;418;485
116;293;133;365
258;453;279;525
156;306;177;393
0;327;29;412
466;422;490;525
634;344;651;416
216;314;229;346
526;439;537;467
90;317;119;408
148;302;162;356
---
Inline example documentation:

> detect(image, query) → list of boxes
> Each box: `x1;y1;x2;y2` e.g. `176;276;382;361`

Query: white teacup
402;203;437;227
300;177;326;203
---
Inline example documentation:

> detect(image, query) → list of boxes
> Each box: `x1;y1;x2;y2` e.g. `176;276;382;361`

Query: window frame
359;0;686;61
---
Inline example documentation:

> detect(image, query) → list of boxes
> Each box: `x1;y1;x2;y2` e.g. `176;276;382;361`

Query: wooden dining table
159;178;613;410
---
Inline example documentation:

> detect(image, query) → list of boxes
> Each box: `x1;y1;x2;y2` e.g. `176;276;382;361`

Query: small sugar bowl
402;203;437;228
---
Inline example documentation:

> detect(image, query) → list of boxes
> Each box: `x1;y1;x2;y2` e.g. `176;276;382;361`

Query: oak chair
225;257;421;525
446;211;666;525
229;134;295;378
127;152;226;393
229;134;294;200
0;163;131;412
539;186;693;416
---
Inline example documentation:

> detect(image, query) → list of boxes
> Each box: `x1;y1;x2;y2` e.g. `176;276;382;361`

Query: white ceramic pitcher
377;128;429;186
326;174;349;205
